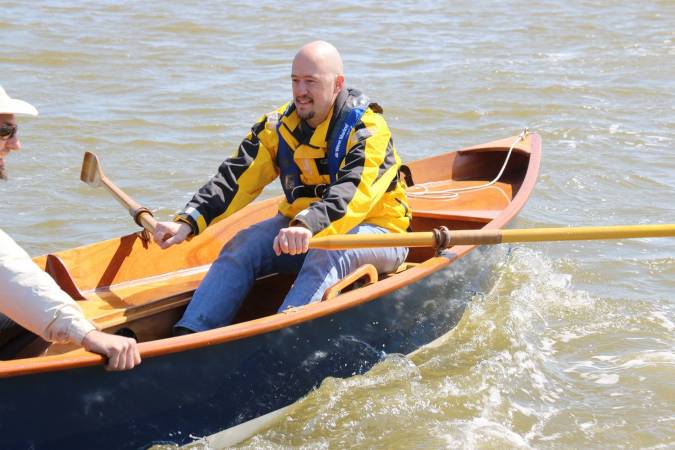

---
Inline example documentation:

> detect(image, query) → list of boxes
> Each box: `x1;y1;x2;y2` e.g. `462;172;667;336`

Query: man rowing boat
0;86;141;370
153;41;411;333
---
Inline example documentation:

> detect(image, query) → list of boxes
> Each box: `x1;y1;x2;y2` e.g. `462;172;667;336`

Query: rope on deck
406;128;530;200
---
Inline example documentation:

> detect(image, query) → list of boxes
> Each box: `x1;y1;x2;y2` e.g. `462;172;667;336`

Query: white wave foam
594;374;620;385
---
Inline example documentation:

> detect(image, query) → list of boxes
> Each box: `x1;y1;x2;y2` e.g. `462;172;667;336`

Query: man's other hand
153;221;192;249
273;226;313;256
82;330;141;371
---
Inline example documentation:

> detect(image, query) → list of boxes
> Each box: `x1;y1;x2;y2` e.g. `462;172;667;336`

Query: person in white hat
0;85;141;370
0;85;38;180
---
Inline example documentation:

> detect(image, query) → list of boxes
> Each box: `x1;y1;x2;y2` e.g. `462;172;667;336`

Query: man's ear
334;74;345;93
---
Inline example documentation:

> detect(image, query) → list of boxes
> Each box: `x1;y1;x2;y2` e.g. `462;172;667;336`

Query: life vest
276;90;369;203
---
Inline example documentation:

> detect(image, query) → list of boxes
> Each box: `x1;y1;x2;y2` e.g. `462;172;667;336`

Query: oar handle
309;224;675;250
310;232;437;249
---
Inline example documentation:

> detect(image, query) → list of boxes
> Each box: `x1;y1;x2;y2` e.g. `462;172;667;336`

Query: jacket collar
280;87;360;148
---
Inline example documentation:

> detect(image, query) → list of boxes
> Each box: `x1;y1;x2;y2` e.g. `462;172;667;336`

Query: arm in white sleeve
0;229;95;344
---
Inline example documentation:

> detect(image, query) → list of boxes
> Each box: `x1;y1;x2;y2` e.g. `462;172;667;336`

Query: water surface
1;1;673;448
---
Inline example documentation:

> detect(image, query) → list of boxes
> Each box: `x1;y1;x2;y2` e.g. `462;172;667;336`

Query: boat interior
1;138;534;361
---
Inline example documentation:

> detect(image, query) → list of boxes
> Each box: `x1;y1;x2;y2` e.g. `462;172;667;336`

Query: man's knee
303;248;343;270
221;216;284;256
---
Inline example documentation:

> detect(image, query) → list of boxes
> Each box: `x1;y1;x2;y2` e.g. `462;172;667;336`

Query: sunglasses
0;124;18;140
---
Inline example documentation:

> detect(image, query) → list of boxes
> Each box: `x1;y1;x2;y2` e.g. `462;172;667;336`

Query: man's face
291;56;343;128
0;114;20;180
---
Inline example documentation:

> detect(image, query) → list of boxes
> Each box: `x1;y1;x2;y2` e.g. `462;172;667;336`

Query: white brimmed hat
0;85;38;116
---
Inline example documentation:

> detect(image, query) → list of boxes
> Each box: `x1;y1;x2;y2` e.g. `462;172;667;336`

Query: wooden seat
408;179;513;224
412;208;500;223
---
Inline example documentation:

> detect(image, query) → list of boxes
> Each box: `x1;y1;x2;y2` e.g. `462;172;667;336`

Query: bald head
291;41;345;127
293;41;344;78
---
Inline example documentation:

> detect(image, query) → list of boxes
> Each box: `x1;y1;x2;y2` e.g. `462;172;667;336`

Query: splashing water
216;247;675;449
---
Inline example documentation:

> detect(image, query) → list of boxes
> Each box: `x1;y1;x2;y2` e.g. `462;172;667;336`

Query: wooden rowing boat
0;133;541;449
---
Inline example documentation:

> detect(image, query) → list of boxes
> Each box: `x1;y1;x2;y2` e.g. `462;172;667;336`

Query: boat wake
223;246;674;449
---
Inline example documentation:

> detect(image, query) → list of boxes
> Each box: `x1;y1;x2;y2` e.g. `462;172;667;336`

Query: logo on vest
334;123;350;158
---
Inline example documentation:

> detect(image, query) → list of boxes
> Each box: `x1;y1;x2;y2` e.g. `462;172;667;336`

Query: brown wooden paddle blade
80;151;102;188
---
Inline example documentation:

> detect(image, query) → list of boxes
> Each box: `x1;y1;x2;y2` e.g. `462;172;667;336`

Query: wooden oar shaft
500;224;675;243
81;151;157;234
99;174;158;234
99;174;140;213
310;232;438;249
309;224;675;250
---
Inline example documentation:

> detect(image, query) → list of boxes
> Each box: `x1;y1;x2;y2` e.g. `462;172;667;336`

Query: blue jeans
175;214;408;332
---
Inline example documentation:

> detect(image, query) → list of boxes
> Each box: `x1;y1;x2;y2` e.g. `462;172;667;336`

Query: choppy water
1;0;674;448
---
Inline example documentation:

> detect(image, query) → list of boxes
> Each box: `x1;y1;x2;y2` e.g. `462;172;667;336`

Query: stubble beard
296;109;315;122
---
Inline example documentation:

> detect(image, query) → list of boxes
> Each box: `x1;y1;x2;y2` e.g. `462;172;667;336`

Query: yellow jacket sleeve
175;113;280;235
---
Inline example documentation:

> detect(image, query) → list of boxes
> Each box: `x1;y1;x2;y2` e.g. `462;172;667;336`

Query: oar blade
80;151;102;188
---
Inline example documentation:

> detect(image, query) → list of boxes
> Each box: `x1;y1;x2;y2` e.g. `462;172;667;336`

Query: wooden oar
309;224;675;250
80;152;157;234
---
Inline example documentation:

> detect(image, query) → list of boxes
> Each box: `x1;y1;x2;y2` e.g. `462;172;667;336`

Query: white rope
406;128;530;200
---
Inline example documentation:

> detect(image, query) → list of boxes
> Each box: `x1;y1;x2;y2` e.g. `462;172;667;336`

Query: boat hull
0;248;497;449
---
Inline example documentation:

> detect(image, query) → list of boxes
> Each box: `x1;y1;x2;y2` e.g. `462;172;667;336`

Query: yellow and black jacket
175;88;411;238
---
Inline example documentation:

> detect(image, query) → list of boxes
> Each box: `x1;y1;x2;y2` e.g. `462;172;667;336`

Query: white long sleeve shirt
0;228;95;344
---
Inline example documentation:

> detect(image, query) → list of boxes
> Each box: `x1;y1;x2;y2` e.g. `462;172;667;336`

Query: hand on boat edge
81;330;141;371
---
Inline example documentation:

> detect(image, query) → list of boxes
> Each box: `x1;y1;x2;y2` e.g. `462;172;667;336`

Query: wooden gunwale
0;133;541;378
